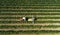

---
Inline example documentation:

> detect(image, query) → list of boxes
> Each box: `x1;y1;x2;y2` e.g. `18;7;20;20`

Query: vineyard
0;0;60;35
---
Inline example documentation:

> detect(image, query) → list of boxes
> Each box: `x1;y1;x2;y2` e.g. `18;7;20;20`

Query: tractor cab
22;17;28;21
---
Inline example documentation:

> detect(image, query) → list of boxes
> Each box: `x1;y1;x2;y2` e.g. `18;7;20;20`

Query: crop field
0;0;60;35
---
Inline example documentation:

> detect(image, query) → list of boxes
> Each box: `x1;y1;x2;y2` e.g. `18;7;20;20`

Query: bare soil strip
0;28;60;31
